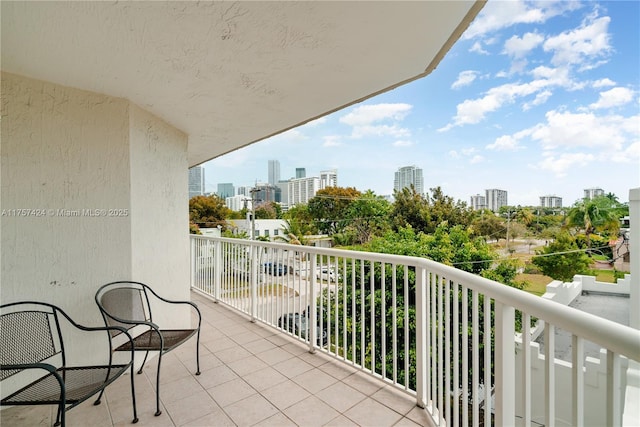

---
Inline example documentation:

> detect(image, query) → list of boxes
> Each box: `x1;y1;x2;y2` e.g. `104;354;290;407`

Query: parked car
262;262;289;276
316;267;338;282
278;312;328;346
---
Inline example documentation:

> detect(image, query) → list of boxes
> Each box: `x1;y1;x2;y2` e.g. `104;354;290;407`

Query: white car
316;267;338;282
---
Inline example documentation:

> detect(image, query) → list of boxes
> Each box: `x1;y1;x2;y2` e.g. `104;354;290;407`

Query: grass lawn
516;273;554;296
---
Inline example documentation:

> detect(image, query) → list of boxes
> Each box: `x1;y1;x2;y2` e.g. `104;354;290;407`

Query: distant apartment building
217;183;235;199
188;166;205;199
319;169;338;189
268;160;281;185
276;180;289;205
394;165;424;194
226;195;250;212
295;168;306;179
237;186;250;197
470;194;487;211
288;176;320;206
540;195;562;208
252;183;279;204
584;188;604;200
485;189;508;212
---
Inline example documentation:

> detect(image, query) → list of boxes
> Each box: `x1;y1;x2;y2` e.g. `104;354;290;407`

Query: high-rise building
319;170;338;189
217;183;235;199
188;166;205;199
485;189;508;212
288;177;320;206
540;195;562;208
470;194;486;210
394;166;424;194
295;168;306;179
237;186;249;197
252;183;279;204
268;160;280;185
226;195;250;212
276;180;289;205
584;188;604;200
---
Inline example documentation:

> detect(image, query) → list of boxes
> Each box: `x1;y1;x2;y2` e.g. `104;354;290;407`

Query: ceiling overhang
1;1;485;167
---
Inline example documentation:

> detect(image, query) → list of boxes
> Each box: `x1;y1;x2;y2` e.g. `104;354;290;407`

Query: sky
202;0;640;207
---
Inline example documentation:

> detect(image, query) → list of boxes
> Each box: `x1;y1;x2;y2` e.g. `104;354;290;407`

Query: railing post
309;255;318;353
415;266;427;408
250;243;258;322
190;236;196;290
495;301;516;426
213;238;221;302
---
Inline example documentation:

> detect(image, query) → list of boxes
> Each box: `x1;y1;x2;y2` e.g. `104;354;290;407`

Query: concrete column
629;188;639;330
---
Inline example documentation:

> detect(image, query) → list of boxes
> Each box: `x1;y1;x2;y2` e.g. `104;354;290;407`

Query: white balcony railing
190;236;640;426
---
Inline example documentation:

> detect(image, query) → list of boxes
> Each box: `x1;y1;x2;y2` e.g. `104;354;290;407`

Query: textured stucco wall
1;73;189;329
129;104;189;325
1;73;132;322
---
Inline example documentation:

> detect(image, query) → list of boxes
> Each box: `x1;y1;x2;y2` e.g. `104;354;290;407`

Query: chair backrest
0;302;63;380
95;282;152;336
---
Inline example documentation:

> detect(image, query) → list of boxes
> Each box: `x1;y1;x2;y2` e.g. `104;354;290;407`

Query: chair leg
94;387;105;405
130;363;139;423
54;401;64;427
155;352;163;416
195;331;201;376
137;351;150;374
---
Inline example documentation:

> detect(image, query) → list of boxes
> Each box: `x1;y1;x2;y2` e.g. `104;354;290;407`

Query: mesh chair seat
115;329;198;352
2;365;130;405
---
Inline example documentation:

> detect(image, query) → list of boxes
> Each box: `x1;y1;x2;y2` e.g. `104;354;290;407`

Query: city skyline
201;1;639;206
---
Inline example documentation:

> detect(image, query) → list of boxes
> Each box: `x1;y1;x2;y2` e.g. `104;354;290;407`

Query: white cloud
393;140;413;147
543;14;611;68
463;0;581;39
589;87;635;109
604;141;640;163
487;132;527;151
535;152;595;177
462;147;477;156
452;70;479;89
529;110;638;152
470;41;489;55
523;90;552;110
351;124;411;139
449;150;460;158
323;135;342;147
592;78;616;88
470;155;485;164
340;103;412;126
503;32;544;58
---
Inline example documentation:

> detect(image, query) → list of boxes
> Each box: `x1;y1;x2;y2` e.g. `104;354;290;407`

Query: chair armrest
1;363;65;398
144;288;202;327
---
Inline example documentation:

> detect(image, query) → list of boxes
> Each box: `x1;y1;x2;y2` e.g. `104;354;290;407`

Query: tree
307;187;361;235
532;232;591;281
189;195;231;229
470;211;505;242
337;191;391;245
390;186;430;233
278;205;316;245
565;196;621;248
254;202;277;219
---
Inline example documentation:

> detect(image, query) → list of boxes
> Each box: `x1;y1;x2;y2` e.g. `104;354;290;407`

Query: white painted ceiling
1;1;484;167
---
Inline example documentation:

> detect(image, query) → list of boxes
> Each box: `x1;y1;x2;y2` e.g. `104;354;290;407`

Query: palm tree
565;197;620;248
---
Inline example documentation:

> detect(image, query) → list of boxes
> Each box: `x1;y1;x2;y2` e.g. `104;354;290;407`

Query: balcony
1;291;429;426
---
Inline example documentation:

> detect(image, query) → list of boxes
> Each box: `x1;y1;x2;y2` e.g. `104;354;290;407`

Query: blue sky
203;0;639;206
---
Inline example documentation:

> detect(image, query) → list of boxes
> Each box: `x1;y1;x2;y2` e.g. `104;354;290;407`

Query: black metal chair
0;301;138;427
95;281;201;417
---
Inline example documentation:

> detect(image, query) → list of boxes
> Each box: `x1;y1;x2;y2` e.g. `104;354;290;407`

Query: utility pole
249;187;258;240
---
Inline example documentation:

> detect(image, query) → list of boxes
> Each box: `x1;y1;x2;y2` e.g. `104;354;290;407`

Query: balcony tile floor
1;291;432;427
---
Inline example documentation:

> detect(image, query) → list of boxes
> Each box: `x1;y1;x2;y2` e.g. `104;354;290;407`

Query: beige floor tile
253;412;297;426
242;366;288;392
370;386;416;416
163;390;219;426
223;393;279;426
272;356;315;379
214;345;254;364
256;347;295;365
344;397;403;426
323;414;359;426
207;378;257;407
393;416;423;426
159;375;205;403
198;364;239;388
404;406;435;426
342;372;385;396
317;360;358;380
292;368;338;394
181;406;236;427
283;395;340;427
226;354;269;376
0;404;52;426
230;330;263;345
261;379;311;410
315;382;366;413
242;337;279;354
